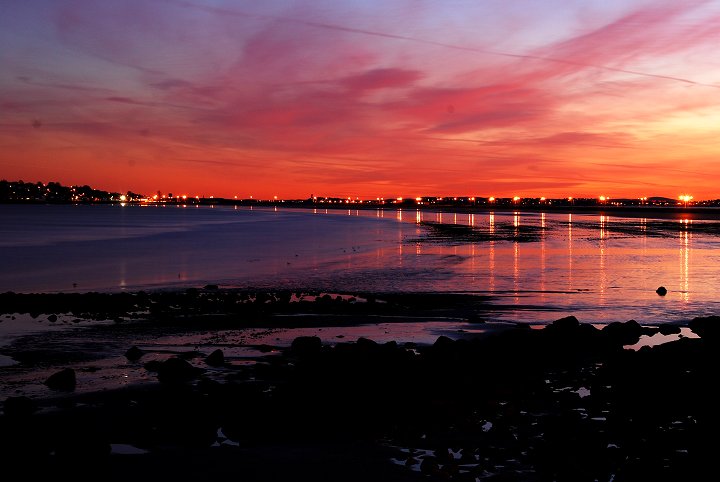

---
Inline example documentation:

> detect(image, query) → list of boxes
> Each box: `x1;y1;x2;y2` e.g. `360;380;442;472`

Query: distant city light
488;197;495;202
119;194;127;201
599;195;607;202
513;196;521;202
679;194;693;207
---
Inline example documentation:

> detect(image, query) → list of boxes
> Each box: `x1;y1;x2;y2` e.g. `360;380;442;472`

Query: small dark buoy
656;286;668;296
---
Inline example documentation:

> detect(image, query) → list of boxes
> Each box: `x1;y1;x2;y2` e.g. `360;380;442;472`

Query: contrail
168;0;719;89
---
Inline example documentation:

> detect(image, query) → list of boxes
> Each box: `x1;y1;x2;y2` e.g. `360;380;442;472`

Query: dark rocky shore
1;290;719;480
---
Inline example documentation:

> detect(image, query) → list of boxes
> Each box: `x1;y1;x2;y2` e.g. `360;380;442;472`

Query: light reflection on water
1;204;719;324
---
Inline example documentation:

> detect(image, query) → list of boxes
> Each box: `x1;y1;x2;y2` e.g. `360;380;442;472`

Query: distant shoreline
4;199;720;220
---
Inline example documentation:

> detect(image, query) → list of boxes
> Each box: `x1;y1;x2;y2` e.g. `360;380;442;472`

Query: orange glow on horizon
3;2;720;200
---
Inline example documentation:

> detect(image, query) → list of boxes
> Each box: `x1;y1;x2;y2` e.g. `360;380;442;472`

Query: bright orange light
415;197;422;202
119;194;127;202
488;196;495;202
679;194;693;206
599;195;607;202
540;197;546;201
513;196;521;202
182;195;187;200
397;197;403;201
568;197;573;201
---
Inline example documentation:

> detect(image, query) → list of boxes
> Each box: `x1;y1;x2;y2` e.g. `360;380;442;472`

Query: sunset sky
2;0;720;199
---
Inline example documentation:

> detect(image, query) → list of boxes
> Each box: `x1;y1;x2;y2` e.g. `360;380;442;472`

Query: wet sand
1;289;718;480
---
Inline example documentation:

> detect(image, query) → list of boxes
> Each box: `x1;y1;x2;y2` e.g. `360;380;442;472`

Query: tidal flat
1;288;718;481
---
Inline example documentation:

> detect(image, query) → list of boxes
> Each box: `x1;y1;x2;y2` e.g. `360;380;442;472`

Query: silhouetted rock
689;315;720;341
3;396;37;417
44;368;76;391
290;336;322;357
204;284;219;290
603;320;644;345
658;324;682;336
549;315;580;331
420;457;440;475
205;349;225;367
656;286;668;296
156;357;203;383
47;314;58;322
125;346;144;361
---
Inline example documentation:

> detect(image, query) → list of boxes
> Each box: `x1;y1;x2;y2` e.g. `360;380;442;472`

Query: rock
47;314;58;322
290;336;322;357
656;286;668;296
603;320;644;345
156;357;203;383
658;324;681;336
420;456;440;475
549;315;580;331
3;396;37;417
44;368;76;391
125;346;144;361
689;315;720;341
205;349;225;367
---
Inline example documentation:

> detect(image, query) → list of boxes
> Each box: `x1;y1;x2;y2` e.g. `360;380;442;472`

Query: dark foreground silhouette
2;292;720;481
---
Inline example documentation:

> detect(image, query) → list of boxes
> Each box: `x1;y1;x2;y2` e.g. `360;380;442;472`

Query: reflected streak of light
513;241;520;305
397;209;403;221
599;236;607;302
681;226;691;303
313;208;317;214
416;210;421;224
489;213;495;234
568;213;573;290
541;212;546;229
416;243;421;256
513;212;520;228
454;213;457;225
540;232;546;302
489;240;495;293
599;214;607;240
470;214;475;227
470;242;476;281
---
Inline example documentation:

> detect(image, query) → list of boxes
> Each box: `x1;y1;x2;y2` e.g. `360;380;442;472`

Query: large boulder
205;349;225;367
689;316;720;342
125;346;144;361
44;368;76;391
156;357;203;384
603;320;645;345
290;336;322;357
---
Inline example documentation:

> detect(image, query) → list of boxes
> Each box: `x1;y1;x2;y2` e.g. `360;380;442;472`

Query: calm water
1;203;719;324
